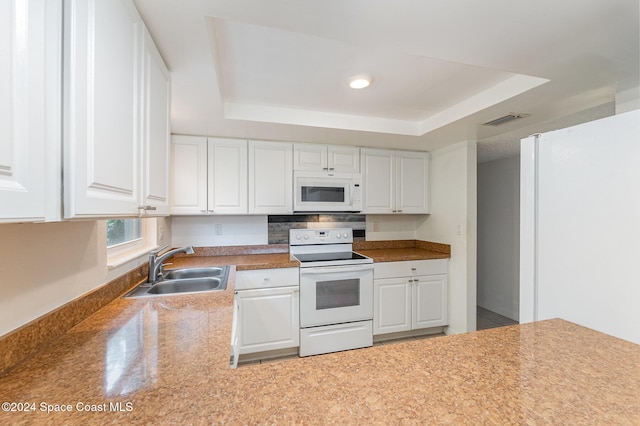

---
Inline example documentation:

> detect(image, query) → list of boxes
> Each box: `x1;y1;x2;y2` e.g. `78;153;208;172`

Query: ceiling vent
482;113;530;126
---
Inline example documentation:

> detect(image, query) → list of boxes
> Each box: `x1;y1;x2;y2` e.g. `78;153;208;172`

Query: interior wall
170;215;269;247
417;141;477;334
171;214;426;247
0;218;170;337
615;85;640;114
365;215;421;240
477;155;520;320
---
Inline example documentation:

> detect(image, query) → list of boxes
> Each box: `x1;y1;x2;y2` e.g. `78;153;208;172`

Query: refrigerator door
520;110;640;344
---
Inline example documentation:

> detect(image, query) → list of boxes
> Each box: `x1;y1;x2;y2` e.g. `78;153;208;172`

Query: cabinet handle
397;209;403;213
411;268;417;271
392;210;397;213
329;167;335;171
138;205;157;211
323;167;329;170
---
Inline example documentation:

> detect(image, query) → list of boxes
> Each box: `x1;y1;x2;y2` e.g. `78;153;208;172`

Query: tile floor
476;306;519;330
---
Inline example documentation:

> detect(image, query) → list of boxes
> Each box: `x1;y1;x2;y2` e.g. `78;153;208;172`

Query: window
106;218;157;267
107;219;142;247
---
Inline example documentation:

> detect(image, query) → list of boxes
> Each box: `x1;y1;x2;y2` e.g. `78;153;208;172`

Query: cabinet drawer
374;259;448;279
235;267;299;290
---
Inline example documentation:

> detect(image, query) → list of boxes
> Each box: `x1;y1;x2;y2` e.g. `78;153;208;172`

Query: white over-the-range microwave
293;171;362;212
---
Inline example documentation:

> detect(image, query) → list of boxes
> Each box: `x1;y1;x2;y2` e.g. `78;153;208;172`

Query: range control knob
343;232;349;238
296;234;302;240
336;234;342;239
303;234;309;240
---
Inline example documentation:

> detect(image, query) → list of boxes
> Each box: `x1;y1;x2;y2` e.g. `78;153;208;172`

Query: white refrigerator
520;109;640;344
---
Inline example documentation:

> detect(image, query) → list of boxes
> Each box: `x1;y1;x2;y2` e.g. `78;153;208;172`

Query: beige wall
418;141;477;334
0;218;170;337
365;215;423;241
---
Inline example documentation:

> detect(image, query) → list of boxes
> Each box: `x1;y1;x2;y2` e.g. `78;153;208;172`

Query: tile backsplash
268;214;366;244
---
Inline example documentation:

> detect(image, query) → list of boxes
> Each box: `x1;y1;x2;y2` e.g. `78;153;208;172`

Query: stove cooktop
294;251;369;263
292;251;373;267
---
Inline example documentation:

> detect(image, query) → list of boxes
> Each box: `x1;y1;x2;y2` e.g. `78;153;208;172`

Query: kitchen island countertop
1;261;638;426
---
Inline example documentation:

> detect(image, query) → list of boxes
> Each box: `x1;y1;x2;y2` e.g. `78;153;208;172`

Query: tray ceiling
134;0;639;150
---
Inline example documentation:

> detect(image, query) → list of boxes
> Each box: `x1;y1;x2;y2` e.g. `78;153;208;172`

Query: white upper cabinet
140;27;171;216
249;140;293;214
0;0;62;223
361;148;429;214
170;136;247;215
361;149;395;212
396;151;430;214
63;0;170;219
170;136;207;214
209;138;248;214
293;144;360;173
329;145;360;173
63;0;142;218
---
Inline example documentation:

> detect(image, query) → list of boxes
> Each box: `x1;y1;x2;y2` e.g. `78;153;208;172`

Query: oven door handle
300;264;374;275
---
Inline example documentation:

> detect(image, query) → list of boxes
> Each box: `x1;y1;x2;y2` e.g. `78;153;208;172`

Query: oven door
299;264;373;328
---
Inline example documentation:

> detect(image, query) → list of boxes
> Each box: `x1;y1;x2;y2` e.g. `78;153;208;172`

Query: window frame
106;218;158;268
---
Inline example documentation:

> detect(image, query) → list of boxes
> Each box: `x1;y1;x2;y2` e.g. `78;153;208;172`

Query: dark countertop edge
357;249;451;262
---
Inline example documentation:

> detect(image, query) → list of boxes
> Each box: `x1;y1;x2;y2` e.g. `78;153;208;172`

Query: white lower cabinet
234;268;299;356
373;259;448;335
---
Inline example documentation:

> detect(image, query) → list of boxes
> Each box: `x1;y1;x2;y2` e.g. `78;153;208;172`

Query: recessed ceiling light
349;75;372;89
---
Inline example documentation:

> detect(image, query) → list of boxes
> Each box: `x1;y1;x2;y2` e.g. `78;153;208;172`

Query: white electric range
289;228;373;357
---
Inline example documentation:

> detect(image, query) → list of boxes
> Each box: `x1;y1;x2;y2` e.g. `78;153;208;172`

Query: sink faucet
148;246;195;283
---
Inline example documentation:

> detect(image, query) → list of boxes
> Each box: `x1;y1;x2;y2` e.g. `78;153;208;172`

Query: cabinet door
209;138;247;214
237;286;300;354
170;136;207;214
63;0;142;218
140;27;170;216
249;140;293;214
373;278;411;335
293;143;327;171
412;274;448;329
396;151;429;214
328;145;360;173
361;148;395;213
1;0;60;223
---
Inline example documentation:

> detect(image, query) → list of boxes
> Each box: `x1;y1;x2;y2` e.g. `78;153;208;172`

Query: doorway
476;155;520;329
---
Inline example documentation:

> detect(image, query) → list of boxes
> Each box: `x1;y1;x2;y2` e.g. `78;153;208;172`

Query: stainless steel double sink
124;266;229;298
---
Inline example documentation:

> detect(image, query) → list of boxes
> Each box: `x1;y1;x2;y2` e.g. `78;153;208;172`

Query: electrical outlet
215;224;223;236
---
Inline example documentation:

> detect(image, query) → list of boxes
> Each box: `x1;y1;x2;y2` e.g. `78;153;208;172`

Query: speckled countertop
1;244;638;424
170;239;452;269
0;262;638;425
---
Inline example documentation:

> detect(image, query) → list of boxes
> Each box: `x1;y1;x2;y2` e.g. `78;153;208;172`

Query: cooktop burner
293;251;370;263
